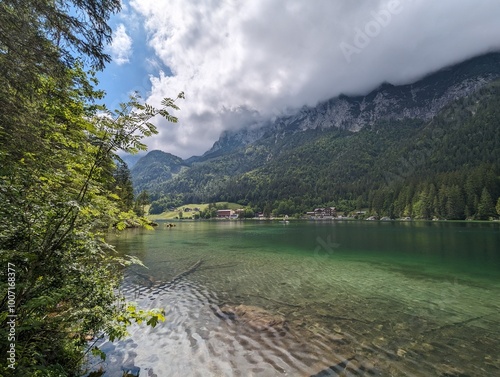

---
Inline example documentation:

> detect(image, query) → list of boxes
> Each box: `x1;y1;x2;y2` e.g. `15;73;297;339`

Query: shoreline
146;216;500;224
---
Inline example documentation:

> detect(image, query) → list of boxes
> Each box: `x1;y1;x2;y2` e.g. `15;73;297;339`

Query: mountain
119;153;143;169
132;52;500;219
130;150;187;193
198;52;500;159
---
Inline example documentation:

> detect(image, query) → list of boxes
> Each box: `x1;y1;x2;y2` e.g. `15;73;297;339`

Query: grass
146;202;242;220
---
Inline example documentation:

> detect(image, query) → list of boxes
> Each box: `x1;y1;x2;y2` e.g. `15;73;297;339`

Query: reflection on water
89;221;500;377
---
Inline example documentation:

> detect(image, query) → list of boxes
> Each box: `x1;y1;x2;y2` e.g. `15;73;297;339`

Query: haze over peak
103;0;500;158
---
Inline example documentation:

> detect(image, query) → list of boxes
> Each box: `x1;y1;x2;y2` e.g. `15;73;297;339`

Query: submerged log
423;314;489;334
157;260;203;289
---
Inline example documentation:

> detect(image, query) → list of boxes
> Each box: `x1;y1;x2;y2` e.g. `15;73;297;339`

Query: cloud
127;0;500;158
109;24;133;65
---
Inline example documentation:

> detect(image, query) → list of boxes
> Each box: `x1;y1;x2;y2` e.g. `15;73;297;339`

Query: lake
93;220;500;377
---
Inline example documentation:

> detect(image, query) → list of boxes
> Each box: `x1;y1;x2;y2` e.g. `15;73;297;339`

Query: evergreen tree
112;160;135;211
135;190;151;216
415;185;435;219
0;0;121;145
263;203;273;218
426;184;437;219
437;185;449;219
477;188;495;219
446;185;465;220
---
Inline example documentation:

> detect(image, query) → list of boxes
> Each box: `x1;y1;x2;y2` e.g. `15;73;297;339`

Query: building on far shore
308;207;337;218
217;209;233;218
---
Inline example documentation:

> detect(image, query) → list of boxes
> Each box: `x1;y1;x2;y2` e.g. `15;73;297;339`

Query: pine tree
477;187;495;220
437;185;449;219
446;185;465;220
416;184;436;219
263;203;273;218
112;160;135;211
135;190;151;216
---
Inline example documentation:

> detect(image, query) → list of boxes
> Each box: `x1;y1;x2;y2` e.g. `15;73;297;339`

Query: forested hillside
144;80;500;219
130;150;188;192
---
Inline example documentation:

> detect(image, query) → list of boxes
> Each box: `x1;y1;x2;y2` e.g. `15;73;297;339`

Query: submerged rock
219;304;287;332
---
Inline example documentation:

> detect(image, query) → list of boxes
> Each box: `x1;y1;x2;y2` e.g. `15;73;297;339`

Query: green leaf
91;347;107;361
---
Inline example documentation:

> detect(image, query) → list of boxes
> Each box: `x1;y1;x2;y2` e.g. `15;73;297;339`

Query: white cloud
128;0;500;158
109;24;133;65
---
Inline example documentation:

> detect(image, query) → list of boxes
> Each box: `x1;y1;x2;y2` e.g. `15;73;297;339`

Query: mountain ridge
130;150;187;192
131;52;500;219
196;52;500;160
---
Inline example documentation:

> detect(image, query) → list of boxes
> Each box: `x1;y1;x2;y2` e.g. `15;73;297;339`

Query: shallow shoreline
146;216;500;224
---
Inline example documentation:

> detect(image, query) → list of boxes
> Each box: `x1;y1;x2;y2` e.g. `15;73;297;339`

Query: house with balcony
312;207;337;218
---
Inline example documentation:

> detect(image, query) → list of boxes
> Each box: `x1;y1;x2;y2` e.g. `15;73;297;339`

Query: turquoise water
91;220;500;377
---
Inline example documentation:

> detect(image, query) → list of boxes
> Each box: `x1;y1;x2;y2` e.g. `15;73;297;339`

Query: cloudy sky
98;0;500;159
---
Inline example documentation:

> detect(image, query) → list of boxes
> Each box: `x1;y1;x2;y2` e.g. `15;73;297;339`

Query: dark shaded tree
477;188;495;220
112;160;135;211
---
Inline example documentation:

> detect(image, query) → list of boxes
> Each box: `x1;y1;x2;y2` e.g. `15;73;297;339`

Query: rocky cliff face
203;52;500;155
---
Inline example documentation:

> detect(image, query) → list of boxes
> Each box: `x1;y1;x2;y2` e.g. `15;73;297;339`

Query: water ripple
91;224;500;377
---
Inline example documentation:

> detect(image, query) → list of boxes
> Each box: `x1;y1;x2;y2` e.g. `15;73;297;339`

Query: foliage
110;160;135;211
0;66;183;377
0;1;185;374
0;0;121;79
0;0;121;154
134;190;151;216
477;188;496;220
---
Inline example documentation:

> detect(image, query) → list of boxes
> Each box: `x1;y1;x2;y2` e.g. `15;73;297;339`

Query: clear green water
93;220;500;377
